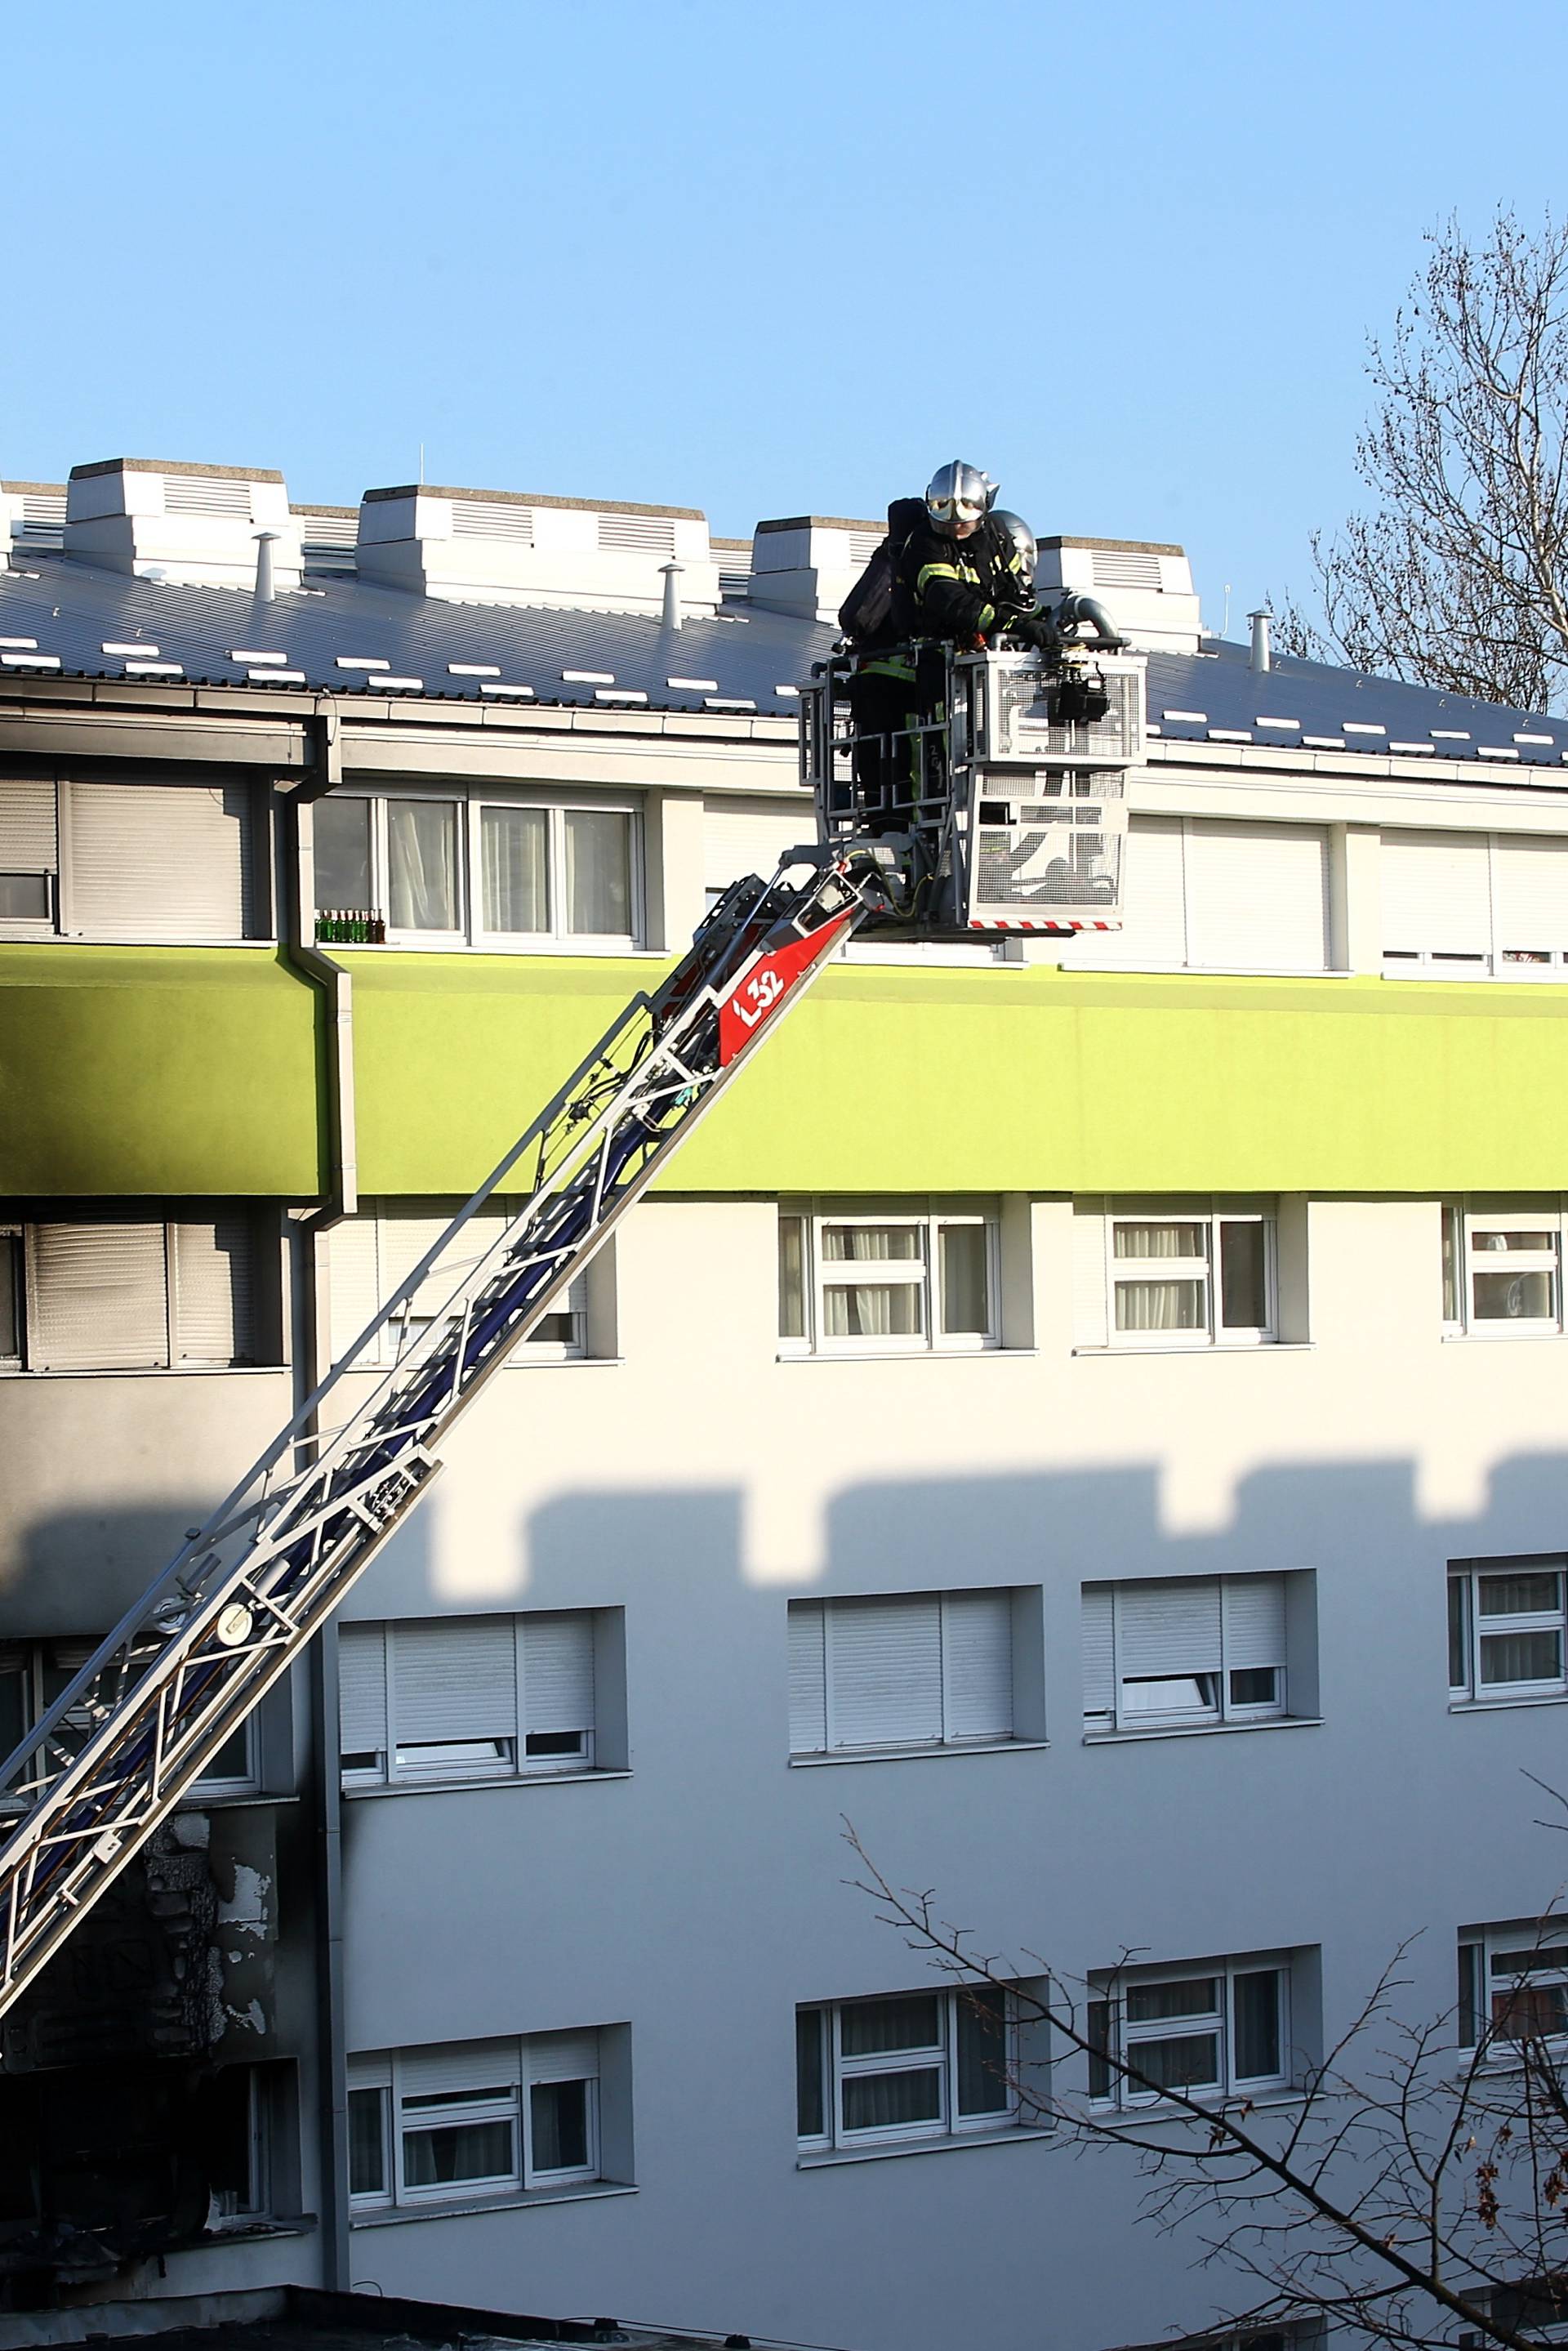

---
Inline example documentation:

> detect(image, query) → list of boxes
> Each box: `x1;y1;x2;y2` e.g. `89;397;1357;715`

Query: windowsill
797;2126;1052;2170
333;938;661;959
503;1354;625;1371
350;2180;635;2228
1071;1342;1315;1359
1450;1693;1568;1715
789;1739;1049;1769
1441;1330;1566;1344
342;1768;630;1801
1084;1716;1321;1747
776;1348;1035;1366
1088;2089;1303;2131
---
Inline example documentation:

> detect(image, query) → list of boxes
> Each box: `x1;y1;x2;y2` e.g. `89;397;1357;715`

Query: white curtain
482;806;548;933
564;810;630;935
388;801;457;930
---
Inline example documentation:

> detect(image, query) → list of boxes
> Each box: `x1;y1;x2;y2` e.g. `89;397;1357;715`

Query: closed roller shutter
1223;1575;1286;1670
327;1216;385;1366
400;2039;521;2098
0;779;56;871
1495;836;1568;958
28;1222;168;1370
1187;820;1330;970
172;1216;256;1363
65;779;257;940
391;1617;518;1743
527;2028;599;2084
1072;1200;1110;1349
1081;1586;1115;1722
703;798;813;896
1117;1580;1223;1675
1381;829;1491;959
828;1595;943;1747
522;1612;595;1736
1121;813;1188;962
339;1624;389;1758
788;1602;828;1753
942;1590;1013;1740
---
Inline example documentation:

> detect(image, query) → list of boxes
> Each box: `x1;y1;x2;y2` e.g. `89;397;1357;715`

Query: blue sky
6;0;1566;636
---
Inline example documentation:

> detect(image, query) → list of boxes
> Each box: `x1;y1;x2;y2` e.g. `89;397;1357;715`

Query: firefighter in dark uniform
846;462;1054;826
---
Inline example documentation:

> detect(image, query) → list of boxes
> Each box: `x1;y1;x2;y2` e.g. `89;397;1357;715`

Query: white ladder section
0;844;886;2023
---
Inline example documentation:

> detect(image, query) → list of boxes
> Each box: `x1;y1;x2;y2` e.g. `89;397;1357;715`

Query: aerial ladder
0;619;1143;2023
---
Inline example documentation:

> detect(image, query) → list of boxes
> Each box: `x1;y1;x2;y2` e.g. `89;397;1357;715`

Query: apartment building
2;461;1568;2351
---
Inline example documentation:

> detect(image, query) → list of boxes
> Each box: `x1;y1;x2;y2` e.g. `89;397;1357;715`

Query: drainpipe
278;706;355;2288
1249;608;1272;673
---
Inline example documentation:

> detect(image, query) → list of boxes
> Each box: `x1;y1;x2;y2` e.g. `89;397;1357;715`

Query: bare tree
1276;212;1568;713
845;1822;1568;2351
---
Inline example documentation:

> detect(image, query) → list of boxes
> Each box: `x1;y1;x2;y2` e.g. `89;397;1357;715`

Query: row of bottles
315;908;387;944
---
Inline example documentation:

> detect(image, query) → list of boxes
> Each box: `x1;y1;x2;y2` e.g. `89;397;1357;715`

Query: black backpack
837;497;927;646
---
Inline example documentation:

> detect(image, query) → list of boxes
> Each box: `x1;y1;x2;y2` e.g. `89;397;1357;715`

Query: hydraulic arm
0;837;898;2023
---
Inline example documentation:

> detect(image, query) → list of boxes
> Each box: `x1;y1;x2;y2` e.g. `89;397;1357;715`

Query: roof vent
1249;606;1272;673
63;460;302;588
1;482;66;560
354;484;719;615
747;515;884;622
295;503;359;574
1036;537;1200;654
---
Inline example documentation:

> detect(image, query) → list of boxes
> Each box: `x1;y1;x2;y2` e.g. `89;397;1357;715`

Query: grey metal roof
3;548;1568;773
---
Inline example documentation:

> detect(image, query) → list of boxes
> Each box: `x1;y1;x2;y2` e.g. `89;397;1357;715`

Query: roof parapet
354;483;719;615
63;460;302;589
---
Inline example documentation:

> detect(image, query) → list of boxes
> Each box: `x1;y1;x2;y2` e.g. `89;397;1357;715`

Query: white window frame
778;1200;1000;1357
337;1201;590;1372
314;787;644;954
0;1638;263;1797
1103;1202;1277;1349
1381;830;1568;984
348;2036;601;2210
789;1589;1018;1756
1442;1200;1565;1337
796;1987;1018;2154
1089;1957;1291;2111
211;2066;273;2221
339;1611;599;1791
8;1213;263;1374
1459;1924;1568;2054
0;1225;20;1367
1085;1576;1290;1734
1449;1559;1568;1705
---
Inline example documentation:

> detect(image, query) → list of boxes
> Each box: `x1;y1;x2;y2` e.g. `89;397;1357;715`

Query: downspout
278;703;355;2290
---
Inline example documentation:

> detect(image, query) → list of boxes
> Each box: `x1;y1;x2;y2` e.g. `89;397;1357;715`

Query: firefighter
845;465;1053;826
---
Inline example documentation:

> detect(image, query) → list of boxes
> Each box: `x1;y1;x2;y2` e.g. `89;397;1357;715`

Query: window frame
348;2036;602;2212
788;1588;1021;1758
1103;1202;1278;1349
339;1609;600;1792
0;1637;265;1798
1084;1575;1291;1736
777;1199;1000;1358
1459;1924;1568;2056
1443;1201;1566;1338
1089;1956;1291;2112
795;1987;1019;2156
5;1211;266;1375
313;787;644;953
1449;1559;1568;1706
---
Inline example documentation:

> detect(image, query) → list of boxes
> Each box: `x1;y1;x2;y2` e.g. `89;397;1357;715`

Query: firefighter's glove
1009;610;1058;654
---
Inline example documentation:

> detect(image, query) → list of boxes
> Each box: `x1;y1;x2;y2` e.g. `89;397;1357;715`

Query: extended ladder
0;838;900;2022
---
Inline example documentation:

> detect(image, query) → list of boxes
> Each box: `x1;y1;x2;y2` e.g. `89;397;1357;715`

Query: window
1450;1559;1568;1703
328;1200;591;1369
1082;1576;1294;1734
1466;2276;1568;2342
789;1589;1022;1755
1077;1201;1276;1346
0;1639;262;1796
778;1202;998;1354
0;778;57;939
348;2031;603;2210
2;1214;263;1372
313;792;640;948
796;1988;1018;2153
339;1611;600;1787
1089;1958;1290;2108
1383;830;1568;980
1443;1202;1564;1335
1459;1924;1568;2050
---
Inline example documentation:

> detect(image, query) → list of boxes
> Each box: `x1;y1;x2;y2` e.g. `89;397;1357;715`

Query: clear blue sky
7;0;1566;636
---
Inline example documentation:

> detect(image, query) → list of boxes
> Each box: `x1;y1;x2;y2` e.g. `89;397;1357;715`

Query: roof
3;546;1568;768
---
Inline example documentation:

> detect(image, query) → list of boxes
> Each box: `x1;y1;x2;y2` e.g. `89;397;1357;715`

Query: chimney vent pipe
1249;607;1272;673
661;560;684;631
254;529;281;602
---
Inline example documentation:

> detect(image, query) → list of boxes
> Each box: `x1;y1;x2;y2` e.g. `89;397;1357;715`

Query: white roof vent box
747;515;885;623
64;460;303;588
1;481;67;564
1036;537;1201;654
355;484;720;615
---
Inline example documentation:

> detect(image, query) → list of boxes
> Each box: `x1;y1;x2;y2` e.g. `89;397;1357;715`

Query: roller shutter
390;1616;518;1744
1381;828;1491;960
65;779;258;940
522;1613;595;1737
828;1596;944;1748
1187;820;1330;970
338;1624;389;1758
702;798;814;896
1495;836;1568;959
942;1590;1013;1740
28;1222;168;1370
788;1602;828;1753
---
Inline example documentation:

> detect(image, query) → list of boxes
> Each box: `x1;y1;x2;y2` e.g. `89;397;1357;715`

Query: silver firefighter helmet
924;459;999;536
990;509;1037;593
